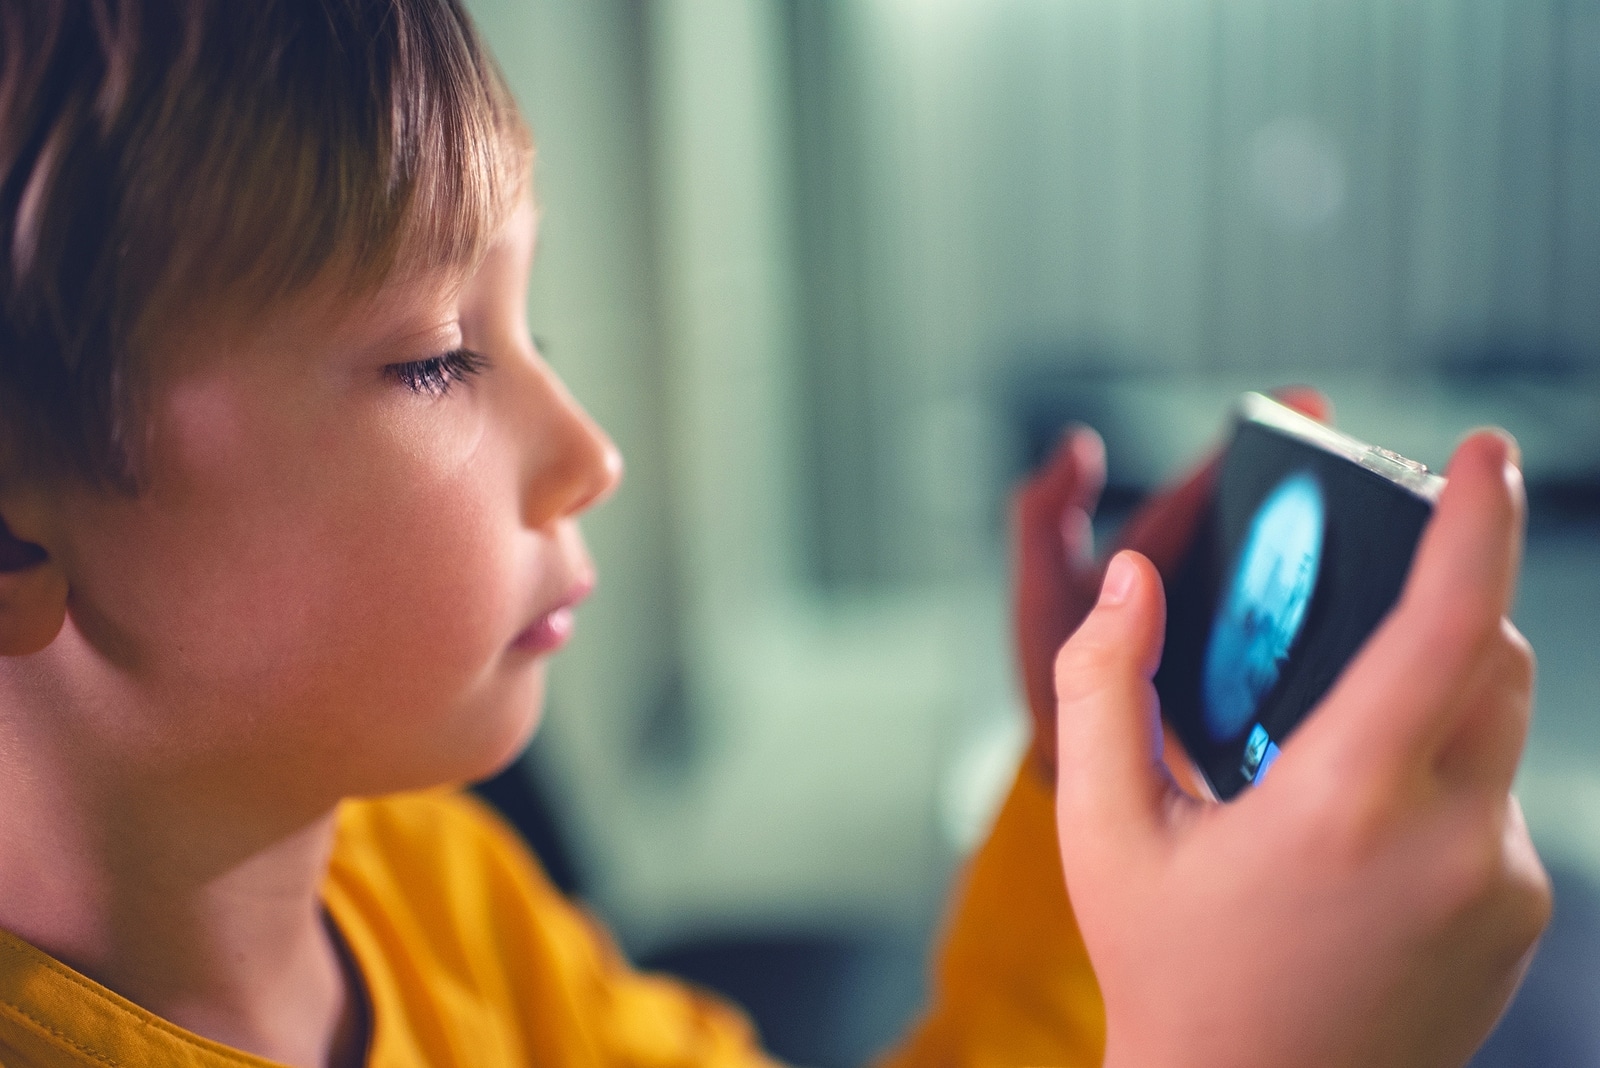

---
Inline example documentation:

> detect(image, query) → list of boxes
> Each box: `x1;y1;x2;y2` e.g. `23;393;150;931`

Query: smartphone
1154;393;1445;801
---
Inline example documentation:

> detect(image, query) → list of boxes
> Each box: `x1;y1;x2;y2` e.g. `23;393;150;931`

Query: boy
0;1;1549;1066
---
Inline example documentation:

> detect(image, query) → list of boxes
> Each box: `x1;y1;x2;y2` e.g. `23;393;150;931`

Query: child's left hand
1010;389;1329;782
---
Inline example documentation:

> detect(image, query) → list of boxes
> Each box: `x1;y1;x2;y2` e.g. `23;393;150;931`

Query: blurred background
465;1;1600;1063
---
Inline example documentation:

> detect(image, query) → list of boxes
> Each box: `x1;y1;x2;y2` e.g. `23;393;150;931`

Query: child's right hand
1053;429;1551;1068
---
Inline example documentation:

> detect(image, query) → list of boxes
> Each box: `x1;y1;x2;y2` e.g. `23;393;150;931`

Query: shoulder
325;787;578;976
324;791;626;1059
334;788;536;873
324;791;777;1064
329;788;560;916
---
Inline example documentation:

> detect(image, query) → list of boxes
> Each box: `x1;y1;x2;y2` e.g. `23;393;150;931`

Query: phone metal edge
1236;392;1445;504
1184;392;1444;802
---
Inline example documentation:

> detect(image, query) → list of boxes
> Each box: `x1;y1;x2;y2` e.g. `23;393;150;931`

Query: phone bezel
1166;392;1446;801
1237;392;1445;503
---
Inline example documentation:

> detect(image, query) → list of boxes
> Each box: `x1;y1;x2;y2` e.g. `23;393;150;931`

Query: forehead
344;194;540;346
157;195;540;378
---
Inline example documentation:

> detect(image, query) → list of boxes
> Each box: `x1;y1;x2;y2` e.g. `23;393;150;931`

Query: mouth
511;577;595;655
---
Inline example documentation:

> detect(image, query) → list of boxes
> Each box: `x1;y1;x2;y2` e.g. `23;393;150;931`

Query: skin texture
0;199;621;1067
1052;430;1551;1068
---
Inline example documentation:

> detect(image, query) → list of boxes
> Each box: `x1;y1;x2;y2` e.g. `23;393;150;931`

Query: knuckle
1426;839;1501;930
1497;621;1536;695
1508;861;1555;949
1053;630;1120;708
1431;800;1539;929
1500;815;1554;950
1052;642;1098;707
1052;636;1077;677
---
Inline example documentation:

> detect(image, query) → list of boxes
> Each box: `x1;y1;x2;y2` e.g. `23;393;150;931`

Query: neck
0;684;366;1067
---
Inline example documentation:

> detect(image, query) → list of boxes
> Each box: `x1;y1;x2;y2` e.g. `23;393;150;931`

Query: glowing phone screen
1155;420;1433;800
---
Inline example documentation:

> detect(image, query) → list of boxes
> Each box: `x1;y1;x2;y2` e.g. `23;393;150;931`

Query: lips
511;578;593;655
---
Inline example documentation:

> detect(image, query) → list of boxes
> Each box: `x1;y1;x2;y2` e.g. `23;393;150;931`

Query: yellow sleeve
876;764;1105;1068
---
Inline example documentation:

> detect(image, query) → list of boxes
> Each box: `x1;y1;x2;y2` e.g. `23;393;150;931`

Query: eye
384;348;488;397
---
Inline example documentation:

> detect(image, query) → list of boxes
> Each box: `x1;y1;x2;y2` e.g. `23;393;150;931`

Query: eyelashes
384;348;488;397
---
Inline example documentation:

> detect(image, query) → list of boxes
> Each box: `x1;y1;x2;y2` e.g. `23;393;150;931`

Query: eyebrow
346;309;466;366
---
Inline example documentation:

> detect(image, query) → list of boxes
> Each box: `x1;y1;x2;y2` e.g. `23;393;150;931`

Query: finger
1014;433;1104;661
1014;427;1108;778
1060;505;1097;575
1020;496;1075;760
1401;430;1525;629
1271;385;1334;425
1434;619;1536;792
1115;455;1219;578
1018;426;1107;535
1313;430;1526;779
1064;425;1108;514
1055;551;1184;837
1013;427;1107;645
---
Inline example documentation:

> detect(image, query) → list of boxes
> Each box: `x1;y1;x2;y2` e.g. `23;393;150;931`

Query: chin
364;671;548;796
467;696;546;785
459;669;549;786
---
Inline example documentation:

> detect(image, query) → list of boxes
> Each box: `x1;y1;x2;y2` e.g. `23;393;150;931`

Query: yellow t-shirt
0;766;1104;1066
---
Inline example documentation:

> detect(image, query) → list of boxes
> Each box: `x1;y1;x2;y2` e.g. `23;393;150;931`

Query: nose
520;364;624;529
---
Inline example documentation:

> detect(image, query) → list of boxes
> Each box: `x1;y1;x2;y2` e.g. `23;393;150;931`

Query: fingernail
1492;428;1522;470
1100;551;1137;606
1071;425;1106;466
1461;426;1522;469
1060;506;1093;555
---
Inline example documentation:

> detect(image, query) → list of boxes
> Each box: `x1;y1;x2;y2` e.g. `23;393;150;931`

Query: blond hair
0;0;529;484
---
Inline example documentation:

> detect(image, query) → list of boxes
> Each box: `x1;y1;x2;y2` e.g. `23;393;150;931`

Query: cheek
248;403;520;699
325;477;517;696
304;448;540;787
64;395;531;783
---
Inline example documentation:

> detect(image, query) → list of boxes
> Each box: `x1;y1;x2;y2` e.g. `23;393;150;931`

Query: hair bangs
136;0;532;331
0;0;530;485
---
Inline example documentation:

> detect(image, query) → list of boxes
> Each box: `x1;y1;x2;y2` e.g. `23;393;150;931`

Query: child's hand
1011;389;1328;783
1053;430;1551;1068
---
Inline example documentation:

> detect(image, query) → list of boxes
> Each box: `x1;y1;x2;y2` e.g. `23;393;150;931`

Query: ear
0;500;68;656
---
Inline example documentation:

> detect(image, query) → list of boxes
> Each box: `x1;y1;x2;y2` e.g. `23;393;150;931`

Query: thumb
1055;551;1183;842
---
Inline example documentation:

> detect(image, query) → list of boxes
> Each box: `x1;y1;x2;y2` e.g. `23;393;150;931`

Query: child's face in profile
44;198;620;805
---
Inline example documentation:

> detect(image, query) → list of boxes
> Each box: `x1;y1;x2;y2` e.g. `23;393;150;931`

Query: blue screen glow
1202;472;1326;742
